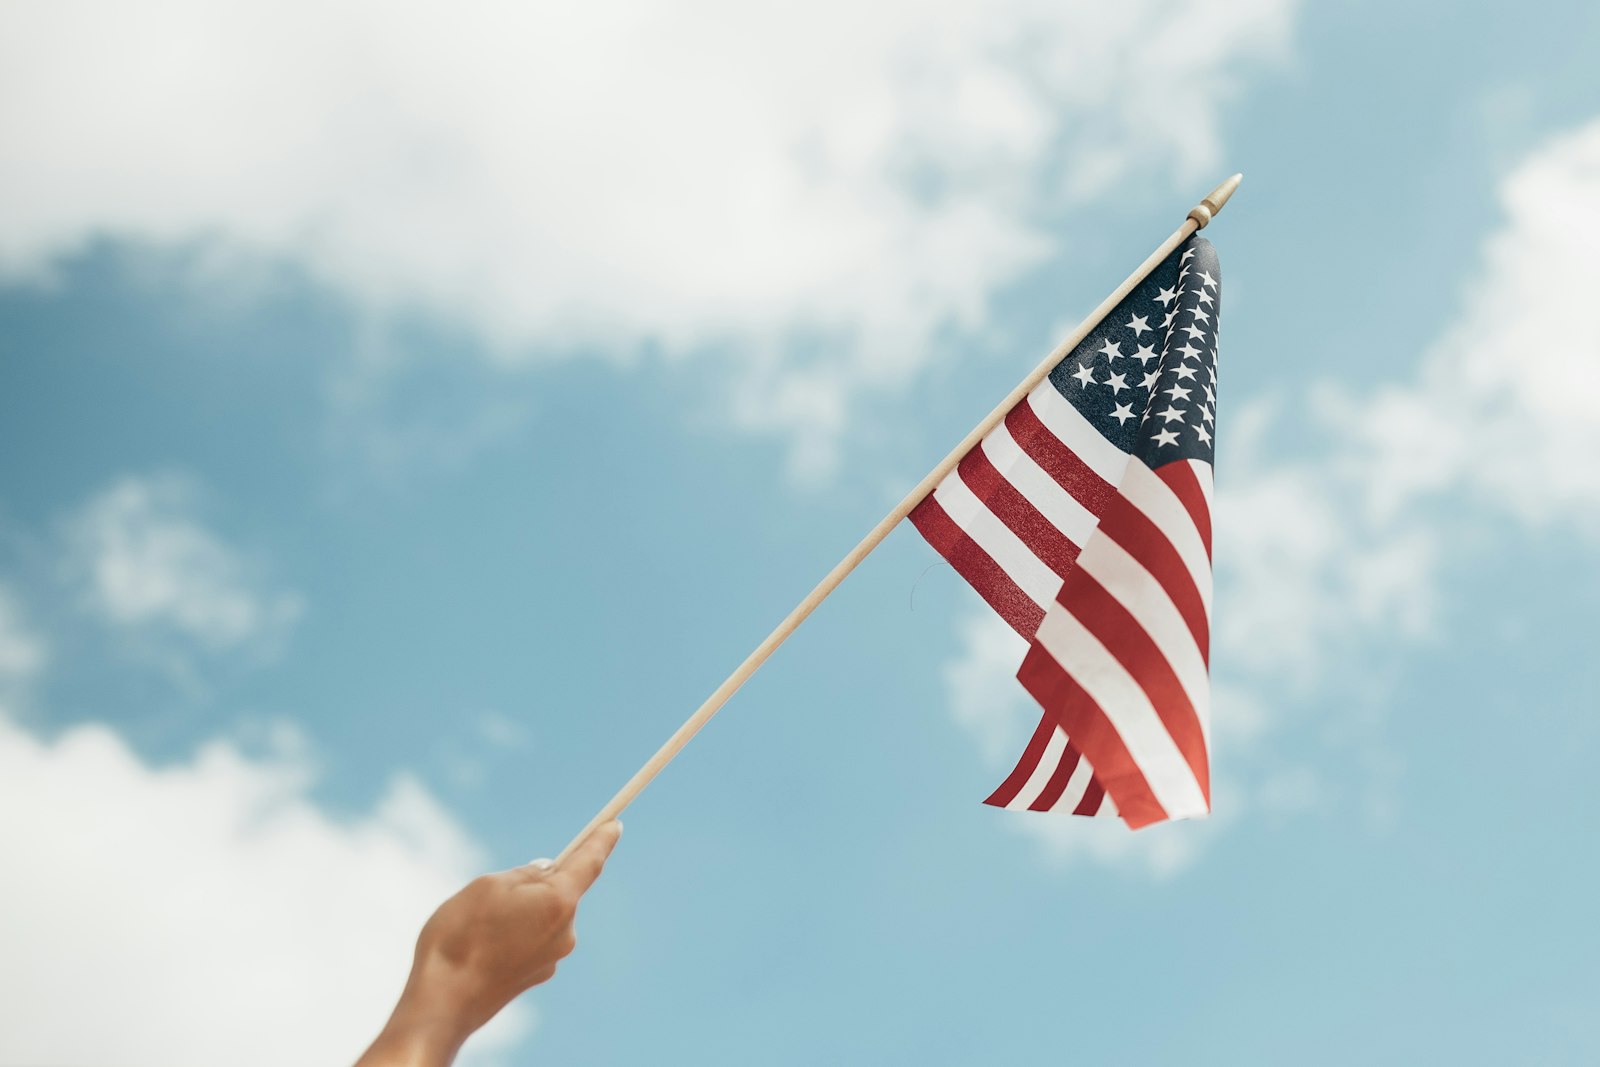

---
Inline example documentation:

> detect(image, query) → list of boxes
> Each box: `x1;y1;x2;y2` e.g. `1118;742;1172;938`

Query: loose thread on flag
553;173;1243;866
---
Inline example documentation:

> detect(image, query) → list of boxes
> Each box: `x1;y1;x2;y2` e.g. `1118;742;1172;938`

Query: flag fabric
911;236;1219;829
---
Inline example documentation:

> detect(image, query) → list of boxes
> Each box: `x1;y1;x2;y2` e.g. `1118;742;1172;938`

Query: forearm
353;997;471;1067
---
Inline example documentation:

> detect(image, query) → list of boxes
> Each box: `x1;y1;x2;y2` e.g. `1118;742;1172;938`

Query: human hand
355;820;623;1067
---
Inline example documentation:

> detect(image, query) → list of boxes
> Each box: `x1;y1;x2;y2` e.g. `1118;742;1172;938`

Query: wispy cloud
0;583;46;691
1211;402;1441;690
0;0;1296;475
66;474;303;660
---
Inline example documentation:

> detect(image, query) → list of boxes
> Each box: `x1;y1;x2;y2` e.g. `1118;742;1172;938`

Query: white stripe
980;422;1101;548
1098;789;1119;818
1004;727;1067;811
1120;461;1213;610
1190;459;1214;510
1051;745;1096;813
1026;382;1130;486
932;473;1061;612
1077;533;1211;749
1033;606;1209;820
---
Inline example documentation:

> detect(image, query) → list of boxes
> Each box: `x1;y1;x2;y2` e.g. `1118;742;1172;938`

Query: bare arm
355;820;623;1067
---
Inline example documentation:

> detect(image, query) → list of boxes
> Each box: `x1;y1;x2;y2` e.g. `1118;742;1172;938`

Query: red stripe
1072;775;1106;816
957;444;1082;579
1005;400;1117;519
1061;569;1211;803
909;498;1044;638
983;713;1056;808
1027;739;1082;812
1016;644;1169;828
1155;461;1212;560
1098;494;1210;661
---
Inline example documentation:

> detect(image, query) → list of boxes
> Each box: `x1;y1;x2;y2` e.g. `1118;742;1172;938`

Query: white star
1099;339;1122;361
1181;247;1196;262
1191;307;1211;324
1164;384;1193;401
1202;405;1215;425
1174;364;1199;381
1195;424;1212;445
1183;323;1207;340
1155;286;1179;306
1176;343;1200;361
1131;344;1158;365
1198;269;1217;289
1196;288;1214;306
1141;370;1161;390
1154;427;1179;447
1203;384;1216;403
1105;371;1128;394
1126;314;1150;336
1110;401;1135;425
1158;405;1186;424
1162;309;1179;329
1071;363;1096;386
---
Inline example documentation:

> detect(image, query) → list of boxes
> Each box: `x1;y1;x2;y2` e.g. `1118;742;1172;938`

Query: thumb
549;820;623;895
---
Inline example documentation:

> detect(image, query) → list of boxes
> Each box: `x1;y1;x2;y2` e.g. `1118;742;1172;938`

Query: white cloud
1336;117;1600;531
0;0;1295;473
1005;799;1220;877
1212;116;1600;691
1210;401;1440;689
67;474;303;656
941;611;1036;768
0;709;529;1067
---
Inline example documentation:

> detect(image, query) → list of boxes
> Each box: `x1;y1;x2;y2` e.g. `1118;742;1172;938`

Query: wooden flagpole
554;173;1243;865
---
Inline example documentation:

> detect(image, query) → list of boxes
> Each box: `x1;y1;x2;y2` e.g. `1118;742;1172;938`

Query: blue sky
2;2;1599;1064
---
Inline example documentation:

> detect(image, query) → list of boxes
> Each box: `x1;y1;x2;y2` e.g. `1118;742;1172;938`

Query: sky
2;1;1599;1064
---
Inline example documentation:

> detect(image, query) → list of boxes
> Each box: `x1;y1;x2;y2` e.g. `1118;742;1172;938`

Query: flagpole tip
1187;173;1243;229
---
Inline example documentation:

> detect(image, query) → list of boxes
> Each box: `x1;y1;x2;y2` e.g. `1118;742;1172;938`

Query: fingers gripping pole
554;174;1243;866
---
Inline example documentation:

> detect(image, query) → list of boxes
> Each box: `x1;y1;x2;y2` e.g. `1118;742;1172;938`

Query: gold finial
1187;172;1243;229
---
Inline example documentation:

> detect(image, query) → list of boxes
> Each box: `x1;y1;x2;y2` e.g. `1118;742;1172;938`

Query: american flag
912;236;1219;829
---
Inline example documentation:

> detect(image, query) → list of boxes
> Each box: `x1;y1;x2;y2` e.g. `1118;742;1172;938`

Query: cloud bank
0;0;1294;472
0;712;528;1066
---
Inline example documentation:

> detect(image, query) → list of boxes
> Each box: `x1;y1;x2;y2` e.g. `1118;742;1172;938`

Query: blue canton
1045;236;1220;468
